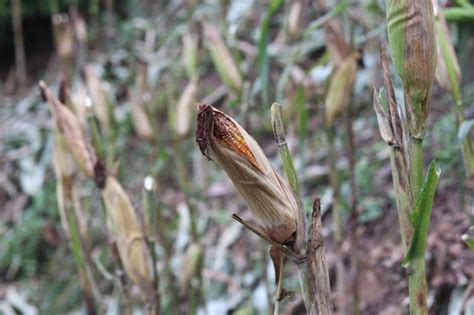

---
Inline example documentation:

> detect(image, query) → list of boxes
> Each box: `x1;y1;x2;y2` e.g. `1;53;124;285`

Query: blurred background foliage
0;0;473;314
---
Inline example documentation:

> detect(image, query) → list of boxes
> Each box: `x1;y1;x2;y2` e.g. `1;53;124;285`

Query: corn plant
40;81;160;313
373;46;440;314
195;103;332;315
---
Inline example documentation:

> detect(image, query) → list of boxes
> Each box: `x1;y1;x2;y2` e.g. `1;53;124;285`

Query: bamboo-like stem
11;0;27;89
271;103;332;315
374;50;430;314
271;103;304;252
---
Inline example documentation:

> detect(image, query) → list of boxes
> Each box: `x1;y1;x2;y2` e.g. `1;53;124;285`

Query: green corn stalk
373;50;440;315
271;103;332;315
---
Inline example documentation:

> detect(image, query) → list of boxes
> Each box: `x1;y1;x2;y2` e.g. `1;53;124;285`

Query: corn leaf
296;84;307;168
257;0;283;105
443;7;474;22
402;160;440;267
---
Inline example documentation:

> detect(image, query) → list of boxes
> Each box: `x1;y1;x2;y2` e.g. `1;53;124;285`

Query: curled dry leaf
195;104;298;244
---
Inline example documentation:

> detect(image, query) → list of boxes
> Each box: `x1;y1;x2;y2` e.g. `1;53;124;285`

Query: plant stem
297;198;332;315
391;146;428;315
271;103;332;315
11;0;27;89
408;258;428;315
327;125;343;244
273;254;284;315
410;137;424;198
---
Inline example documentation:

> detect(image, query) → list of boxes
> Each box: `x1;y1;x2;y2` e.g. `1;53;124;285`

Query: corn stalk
373;50;440;315
271;104;332;315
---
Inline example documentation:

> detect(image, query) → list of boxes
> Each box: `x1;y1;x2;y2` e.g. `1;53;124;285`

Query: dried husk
101;175;155;300
288;1;303;40
202;22;242;92
323;20;351;66
386;0;436;138
129;90;154;141
175;77;198;137
53;14;74;61
434;12;461;92
84;64;111;128
40;81;98;179
324;54;358;125
53;132;76;235
179;243;204;294
196;104;298;244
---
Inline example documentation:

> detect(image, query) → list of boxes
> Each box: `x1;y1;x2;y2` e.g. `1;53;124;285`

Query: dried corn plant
196;103;332;315
40;81;160;313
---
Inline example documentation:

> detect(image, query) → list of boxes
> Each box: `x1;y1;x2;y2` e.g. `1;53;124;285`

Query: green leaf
458;120;474;142
443;7;474;22
462;235;474;251
402;161;440;267
296;84;307;168
257;0;283;105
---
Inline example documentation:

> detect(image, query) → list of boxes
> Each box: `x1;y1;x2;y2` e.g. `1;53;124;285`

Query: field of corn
1;0;474;314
